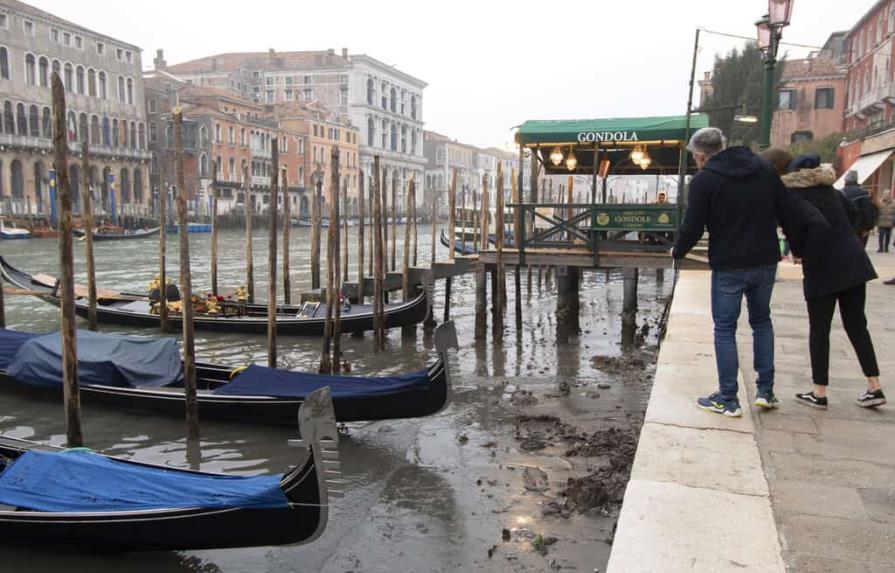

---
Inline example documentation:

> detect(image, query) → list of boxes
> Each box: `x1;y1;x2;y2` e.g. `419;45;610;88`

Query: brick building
0;0;150;218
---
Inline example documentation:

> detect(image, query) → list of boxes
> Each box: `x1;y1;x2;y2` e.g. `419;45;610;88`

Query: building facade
844;1;895;132
0;0;150;217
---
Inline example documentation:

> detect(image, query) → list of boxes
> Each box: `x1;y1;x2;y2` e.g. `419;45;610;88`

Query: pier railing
512;203;680;265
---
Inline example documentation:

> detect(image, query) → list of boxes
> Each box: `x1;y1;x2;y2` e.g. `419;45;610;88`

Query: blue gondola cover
0;329;42;370
4;329;184;388
0;450;288;512
215;364;430;399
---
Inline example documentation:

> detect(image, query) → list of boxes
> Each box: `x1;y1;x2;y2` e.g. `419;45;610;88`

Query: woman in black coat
783;155;885;409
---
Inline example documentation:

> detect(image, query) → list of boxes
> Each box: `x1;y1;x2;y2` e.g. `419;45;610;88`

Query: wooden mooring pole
320;148;339;372
159;184;169;332
244;166;254;304
342;180;349;283
52;72;83;447
267;138;279;368
411;181;418;268
372;157;385;352
390;173;397;272
402;175;414;336
210;161;219;297
357;170;365;305
81;139;97;331
494;162;505;338
475;175;489;340
382;167;389;277
367;172;374;278
332;153;343;374
512;165;522;330
443;169;457;322
282;167;291;305
311;173;322;291
174;107;199;439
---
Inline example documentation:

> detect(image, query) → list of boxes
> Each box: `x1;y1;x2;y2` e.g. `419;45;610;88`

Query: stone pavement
609;249;895;573
745;251;895;573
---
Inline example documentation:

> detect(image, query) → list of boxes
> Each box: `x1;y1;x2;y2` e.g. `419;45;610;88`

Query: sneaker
856;389;887;408
884;277;895;285
697;392;742;417
795;391;828;410
754;390;780;409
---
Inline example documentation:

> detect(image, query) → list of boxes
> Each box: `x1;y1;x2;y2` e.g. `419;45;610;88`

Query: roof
846;0;889;37
516;114;709;146
167;50;350;74
1;0;141;50
780;57;846;81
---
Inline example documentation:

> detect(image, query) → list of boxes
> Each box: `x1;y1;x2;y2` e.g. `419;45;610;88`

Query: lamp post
756;0;794;150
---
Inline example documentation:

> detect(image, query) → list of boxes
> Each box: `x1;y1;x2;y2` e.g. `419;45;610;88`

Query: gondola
440;230;481;255
0;256;428;335
0;386;341;550
0;323;457;427
90;226;160;241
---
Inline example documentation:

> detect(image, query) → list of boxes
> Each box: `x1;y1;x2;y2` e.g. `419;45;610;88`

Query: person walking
783;155;885;409
841;170;878;248
673;128;797;417
876;191;894;252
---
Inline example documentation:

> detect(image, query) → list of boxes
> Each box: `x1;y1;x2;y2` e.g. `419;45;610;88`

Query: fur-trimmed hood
780;165;837;189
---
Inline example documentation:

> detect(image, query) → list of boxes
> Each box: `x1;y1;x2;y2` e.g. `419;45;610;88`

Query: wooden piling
390;174;397;272
494;162;505;337
567;175;574;242
480;175;489;251
52;72;83;447
448;169;457;260
429;172;438;267
372;157;385;352
512;167;522;330
159;184;169;332
174;107;199;439
332;158;343;374
267;138;279;369
80;139;97;332
243;166;254;304
342;180;349;283
311;173;322;291
402;175;412;302
210;161;218;297
411;181;418;268
460;184;467;255
367;172;374;278
472;187;479;253
282;167;291;305
382;167;389;277
320;149;339;372
357;170;365;305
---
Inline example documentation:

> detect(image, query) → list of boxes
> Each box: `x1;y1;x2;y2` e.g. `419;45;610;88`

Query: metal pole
758;53;777;150
677;27;701;216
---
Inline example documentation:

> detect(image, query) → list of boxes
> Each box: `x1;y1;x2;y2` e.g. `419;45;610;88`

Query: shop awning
834;148;894;190
516;114;710;147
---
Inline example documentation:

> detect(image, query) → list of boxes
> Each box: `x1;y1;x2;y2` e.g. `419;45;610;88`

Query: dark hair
787;154;821;173
760;147;793;176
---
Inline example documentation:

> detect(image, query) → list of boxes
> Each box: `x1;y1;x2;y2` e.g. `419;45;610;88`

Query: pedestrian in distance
840;170;879;248
875;190;894;253
782;155;885;409
672;128;798;417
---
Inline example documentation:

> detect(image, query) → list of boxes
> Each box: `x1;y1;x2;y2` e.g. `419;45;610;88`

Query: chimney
153;49;167;71
327;48;335;56
268;48;276;64
341;47;348;59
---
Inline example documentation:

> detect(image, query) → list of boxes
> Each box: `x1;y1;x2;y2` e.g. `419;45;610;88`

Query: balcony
252;175;270;187
847;83;895;117
0;134;151;161
251;145;271;159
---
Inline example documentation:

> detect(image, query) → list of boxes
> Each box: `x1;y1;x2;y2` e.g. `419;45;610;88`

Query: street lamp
756;0;794;150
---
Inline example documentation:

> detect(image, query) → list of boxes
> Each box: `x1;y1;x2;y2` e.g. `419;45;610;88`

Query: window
148;98;157;113
304;75;312;84
2;101;12;134
125;51;132;64
117;75;125;101
367;78;374;105
240;128;246;146
23;20;34;36
0;47;7;79
265;77;273;86
25;54;35;85
0;14;7;29
200;155;209;177
97;42;105;56
266;90;274;103
390;87;397;112
138;123;145;149
129;121;136;148
381;83;387;109
76;66;85;94
791;131;813;144
285;89;293;101
75;36;82;50
411;95;417;120
126;77;133;104
38;57;48;87
63;32;71;46
41;107;51;138
340;88;348;106
101;116;109;145
98;71;107;99
778;89;795;110
112;119;118;146
216;156;222;176
815;88;834;109
229;157;235;178
87;69;96;96
50;28;58;42
90;115;99;145
228;126;234;144
116;48;123;61
29;105;38;137
149;122;157;143
285;76;293;86
215;123;221;143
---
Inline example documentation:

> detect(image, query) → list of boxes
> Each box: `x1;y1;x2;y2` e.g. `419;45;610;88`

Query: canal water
0;226;674;572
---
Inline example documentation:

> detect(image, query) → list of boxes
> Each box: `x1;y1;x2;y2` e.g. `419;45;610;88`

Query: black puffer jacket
783;165;877;300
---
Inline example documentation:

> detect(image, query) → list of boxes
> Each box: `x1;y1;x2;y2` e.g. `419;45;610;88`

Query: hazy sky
27;0;872;149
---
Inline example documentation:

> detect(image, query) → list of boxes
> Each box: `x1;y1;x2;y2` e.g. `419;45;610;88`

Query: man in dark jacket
841;170;875;247
672;127;797;417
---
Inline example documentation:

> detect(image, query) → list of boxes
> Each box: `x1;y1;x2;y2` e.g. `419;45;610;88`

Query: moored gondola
0;323;457;427
88;226;161;241
0;386;341;551
0;256;428;335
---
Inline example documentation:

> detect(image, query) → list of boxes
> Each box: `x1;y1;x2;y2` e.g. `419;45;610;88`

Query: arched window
101;116;110;146
41;106;50;138
129;121;136;148
121;120;128;148
67;110;77;142
199;154;209;177
117;75;125;102
148;122;157;143
98;71;107;99
164;125;171;146
119;168;130;202
76;65;85;94
51;59;60;80
137;122;145;149
228;157;235;178
63;63;73;90
366;77;374;105
126;77;133;104
381;119;387;148
10;160;23;198
87;68;96;96
2;101;11;134
24;53;35;85
79;112;88;144
112;118;119;146
38;56;48;87
390;123;397;151
199;125;208;147
16;103;27;135
33;162;45;207
215;156;222;176
28;105;38;137
68;165;81;211
411;95;417;120
133;169;143;202
214;123;221;143
90;115;100;145
367;117;374;146
411;129;417;155
390;87;397;112
0;47;8;79
381;82;387;109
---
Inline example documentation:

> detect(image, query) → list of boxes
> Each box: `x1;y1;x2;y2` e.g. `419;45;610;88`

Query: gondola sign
592;206;678;231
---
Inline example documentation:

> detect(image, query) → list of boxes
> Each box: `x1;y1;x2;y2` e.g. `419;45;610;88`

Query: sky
27;0;874;149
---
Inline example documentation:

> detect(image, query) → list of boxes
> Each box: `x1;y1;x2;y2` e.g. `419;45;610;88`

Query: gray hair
844;170;858;184
688;127;727;157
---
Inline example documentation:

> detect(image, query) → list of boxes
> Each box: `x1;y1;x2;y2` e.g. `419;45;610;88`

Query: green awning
516;113;710;146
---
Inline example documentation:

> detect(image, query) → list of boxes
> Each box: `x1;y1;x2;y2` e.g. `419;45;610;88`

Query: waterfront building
0;0;151;217
163;48;424;209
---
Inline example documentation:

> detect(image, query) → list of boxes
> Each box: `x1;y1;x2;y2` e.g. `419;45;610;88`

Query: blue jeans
711;265;777;400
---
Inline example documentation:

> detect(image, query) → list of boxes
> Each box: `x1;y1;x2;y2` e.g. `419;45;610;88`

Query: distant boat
82;226;161;242
165;222;211;234
0;222;30;240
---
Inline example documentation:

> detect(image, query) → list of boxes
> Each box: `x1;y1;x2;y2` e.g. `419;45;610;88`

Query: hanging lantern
549;146;564;166
630;145;644;164
639;154;652;170
565;147;577;171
